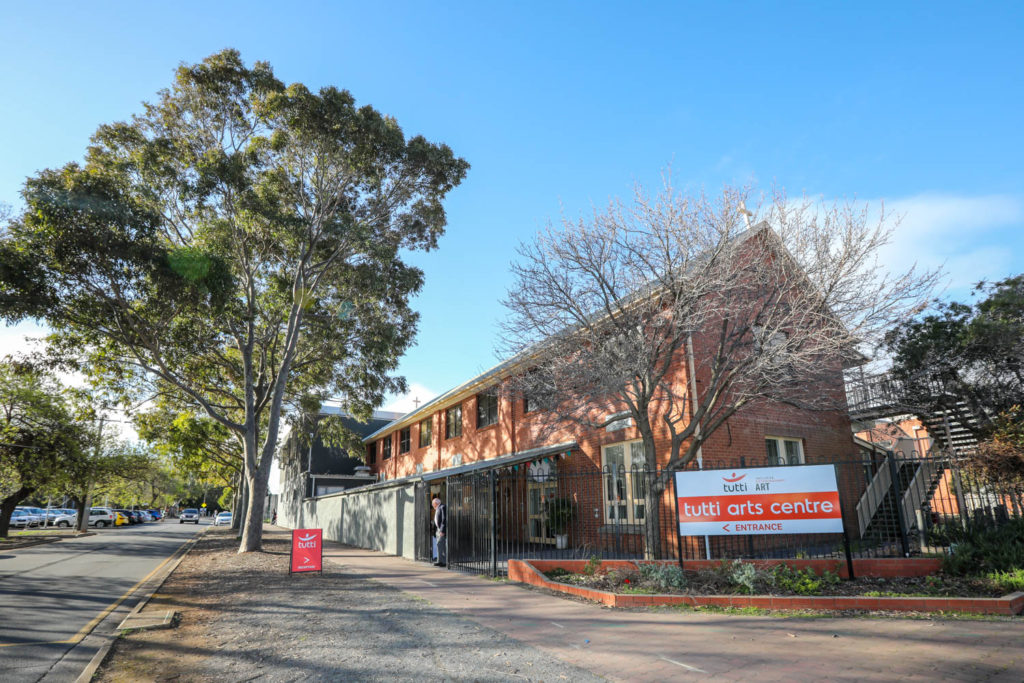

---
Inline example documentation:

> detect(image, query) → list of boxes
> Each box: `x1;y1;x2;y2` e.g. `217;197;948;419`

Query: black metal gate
414;481;431;562
447;471;498;575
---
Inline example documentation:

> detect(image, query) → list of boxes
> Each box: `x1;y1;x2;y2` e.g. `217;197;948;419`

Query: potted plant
547;497;575;550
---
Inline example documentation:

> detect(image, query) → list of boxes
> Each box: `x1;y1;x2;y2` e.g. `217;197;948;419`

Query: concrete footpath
320;540;1024;682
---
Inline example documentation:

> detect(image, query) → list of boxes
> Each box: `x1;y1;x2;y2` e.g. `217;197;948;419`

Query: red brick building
363;339;860;557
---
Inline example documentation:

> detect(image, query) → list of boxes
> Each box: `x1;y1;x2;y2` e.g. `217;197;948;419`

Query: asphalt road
0;519;207;682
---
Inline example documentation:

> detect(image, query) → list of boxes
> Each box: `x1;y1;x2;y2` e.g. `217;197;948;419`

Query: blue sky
2;2;1022;412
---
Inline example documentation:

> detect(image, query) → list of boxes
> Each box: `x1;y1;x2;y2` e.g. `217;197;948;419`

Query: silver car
179;508;200;524
14;507;43;527
10;509;32;529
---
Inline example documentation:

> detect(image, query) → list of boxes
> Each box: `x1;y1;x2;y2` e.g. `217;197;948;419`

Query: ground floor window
766;436;804;465
601;439;647;524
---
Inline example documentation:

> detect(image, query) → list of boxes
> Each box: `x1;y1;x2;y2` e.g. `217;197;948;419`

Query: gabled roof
363;220;861;441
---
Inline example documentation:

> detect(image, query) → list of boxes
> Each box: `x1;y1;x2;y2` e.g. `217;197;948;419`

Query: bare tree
500;181;939;556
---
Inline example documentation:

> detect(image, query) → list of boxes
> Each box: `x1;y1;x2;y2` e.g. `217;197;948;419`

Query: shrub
582;555;603;576
638;562;688;592
771;565;840;595
941;518;1024;576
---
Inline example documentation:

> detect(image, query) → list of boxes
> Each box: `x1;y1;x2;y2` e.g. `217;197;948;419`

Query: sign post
290;528;323;575
675;464;846;570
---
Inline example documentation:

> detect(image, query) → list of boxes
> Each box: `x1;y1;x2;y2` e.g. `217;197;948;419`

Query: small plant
583;555;603;576
608;568;641;589
987;568;1024;593
638;562;688;592
545;567;571;580
547;497;575;536
728;560;761;595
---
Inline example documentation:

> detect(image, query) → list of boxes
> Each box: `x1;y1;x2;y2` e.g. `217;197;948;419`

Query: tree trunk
239;468;268;552
638;427;662;560
0;485;33;538
73;495;88;532
230;470;242;531
235;474;249;537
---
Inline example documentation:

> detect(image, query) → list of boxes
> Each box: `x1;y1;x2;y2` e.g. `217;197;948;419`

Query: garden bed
508;559;1024;616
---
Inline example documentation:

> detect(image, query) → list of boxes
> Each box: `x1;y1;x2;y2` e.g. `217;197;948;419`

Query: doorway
527;480;557;544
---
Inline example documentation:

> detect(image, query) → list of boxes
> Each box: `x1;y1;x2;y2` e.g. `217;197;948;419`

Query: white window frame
600;439;647;524
765;436;804;465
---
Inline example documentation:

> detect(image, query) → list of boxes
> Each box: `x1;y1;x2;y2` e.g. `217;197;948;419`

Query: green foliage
544;567;572;581
546;497;575;535
728;560;761;595
941;518;1024;576
886;275;1024;440
0;49;469;551
987;568;1024;593
0;360;86;534
582;555;602;576
926;518;963;546
717;560;841;595
638;562;688;591
772;565;840;596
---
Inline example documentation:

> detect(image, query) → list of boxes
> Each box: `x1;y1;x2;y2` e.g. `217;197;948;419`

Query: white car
50;511;78;527
88;507;116;527
212;511;232;526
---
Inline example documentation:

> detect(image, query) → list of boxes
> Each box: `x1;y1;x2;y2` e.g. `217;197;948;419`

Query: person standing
432;497;447;567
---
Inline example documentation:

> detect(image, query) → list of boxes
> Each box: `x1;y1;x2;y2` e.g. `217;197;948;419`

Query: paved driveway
322;541;1024;682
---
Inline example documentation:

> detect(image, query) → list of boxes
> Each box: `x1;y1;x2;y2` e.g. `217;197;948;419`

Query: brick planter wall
509;559;1024;615
525;557;943;579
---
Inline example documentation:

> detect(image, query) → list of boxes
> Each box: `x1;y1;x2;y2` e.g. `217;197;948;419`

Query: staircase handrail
856;461;893;537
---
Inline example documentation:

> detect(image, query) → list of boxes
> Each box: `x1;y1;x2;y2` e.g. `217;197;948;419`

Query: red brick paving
321;541;1024;682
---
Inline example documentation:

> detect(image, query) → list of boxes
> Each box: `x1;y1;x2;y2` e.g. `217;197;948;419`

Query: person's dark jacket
434;503;446;536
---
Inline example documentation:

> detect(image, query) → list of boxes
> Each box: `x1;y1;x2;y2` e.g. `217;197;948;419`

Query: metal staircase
847;372;978;550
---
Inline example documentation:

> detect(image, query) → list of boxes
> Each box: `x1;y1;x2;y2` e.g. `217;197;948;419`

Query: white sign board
674;465;844;536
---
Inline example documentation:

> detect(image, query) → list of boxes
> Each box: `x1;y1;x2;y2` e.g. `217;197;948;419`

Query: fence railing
438;452;1023;577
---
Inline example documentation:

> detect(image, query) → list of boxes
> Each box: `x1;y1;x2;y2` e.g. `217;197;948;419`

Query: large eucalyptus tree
0;50;468;551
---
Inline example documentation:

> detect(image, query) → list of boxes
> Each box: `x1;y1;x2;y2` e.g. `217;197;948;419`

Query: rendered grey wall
280;481;418;560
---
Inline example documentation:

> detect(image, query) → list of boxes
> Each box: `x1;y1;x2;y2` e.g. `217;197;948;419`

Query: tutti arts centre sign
674;465;844;536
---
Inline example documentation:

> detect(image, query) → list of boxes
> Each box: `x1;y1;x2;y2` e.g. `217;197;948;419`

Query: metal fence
436;451;1023;577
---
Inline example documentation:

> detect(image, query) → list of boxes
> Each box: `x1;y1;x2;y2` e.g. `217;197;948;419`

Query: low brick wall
509;559;1024;615
525;557;942;579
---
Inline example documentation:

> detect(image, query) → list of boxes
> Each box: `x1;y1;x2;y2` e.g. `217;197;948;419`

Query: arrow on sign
303;556;311;564
722;524;730;532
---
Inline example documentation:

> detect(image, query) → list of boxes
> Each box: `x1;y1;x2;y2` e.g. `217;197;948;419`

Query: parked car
15;507;43;527
179;508;200;524
115;509;137;524
212;511;232;526
89;508;116;527
113;511;130;526
10;509;32;529
137;510;152;522
148;509;163;521
50;511;78;527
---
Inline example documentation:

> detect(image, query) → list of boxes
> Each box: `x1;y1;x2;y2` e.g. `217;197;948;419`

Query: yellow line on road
0;533;198;648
